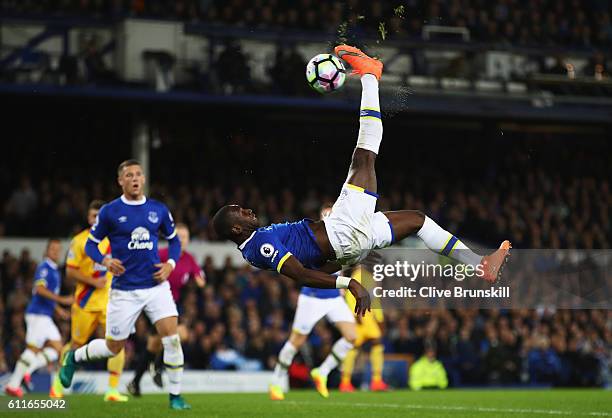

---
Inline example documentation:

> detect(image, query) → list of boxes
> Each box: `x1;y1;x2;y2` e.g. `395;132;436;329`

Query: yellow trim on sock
440;234;454;254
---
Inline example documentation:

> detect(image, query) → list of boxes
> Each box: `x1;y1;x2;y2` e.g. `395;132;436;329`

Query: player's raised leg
334;44;383;193
383;210;512;282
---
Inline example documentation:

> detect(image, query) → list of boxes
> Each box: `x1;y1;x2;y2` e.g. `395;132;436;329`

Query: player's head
176;223;190;250
87;200;105;226
320;202;333;220
211;205;258;242
117;159;145;199
45;238;62;263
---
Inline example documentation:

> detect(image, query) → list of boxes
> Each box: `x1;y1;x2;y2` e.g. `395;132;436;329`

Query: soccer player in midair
212;45;511;341
58;160;191;410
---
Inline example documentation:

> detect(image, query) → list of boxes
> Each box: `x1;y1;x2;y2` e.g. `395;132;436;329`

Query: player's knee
106;339;125;355
289;332;306;348
414;210;426;227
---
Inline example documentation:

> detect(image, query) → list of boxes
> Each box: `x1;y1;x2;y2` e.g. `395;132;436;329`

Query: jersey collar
44;257;58;269
238;231;257;250
120;195;147;205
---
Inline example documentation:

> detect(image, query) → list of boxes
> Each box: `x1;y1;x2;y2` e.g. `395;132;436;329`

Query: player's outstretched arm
34;285;73;306
279;256;371;316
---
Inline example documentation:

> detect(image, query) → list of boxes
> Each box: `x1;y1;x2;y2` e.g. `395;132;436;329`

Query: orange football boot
480;240;512;283
334;45;383;80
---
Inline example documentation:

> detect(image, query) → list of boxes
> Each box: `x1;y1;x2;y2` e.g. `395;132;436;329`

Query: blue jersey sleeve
160;205;177;239
89;204;110;242
250;232;293;273
33;264;50;288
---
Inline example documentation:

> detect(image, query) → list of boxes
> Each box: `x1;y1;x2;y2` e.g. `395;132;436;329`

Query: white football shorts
25;314;61;348
292;294;355;335
106;280;178;340
323;183;394;266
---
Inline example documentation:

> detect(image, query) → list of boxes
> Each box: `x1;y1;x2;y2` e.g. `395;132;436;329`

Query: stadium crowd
1;0;611;48
0;247;609;387
3;132;611;249
0;129;610;387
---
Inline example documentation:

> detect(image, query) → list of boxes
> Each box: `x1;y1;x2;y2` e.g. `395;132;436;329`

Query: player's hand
92;277;107;289
348;279;371;317
56;306;70;320
153;262;173;282
103;258;125;276
59;295;74;306
195;274;206;288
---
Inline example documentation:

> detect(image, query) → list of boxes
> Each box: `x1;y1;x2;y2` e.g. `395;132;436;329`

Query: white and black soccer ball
305;54;346;94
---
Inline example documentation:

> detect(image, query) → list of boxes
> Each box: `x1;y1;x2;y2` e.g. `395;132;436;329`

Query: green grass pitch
5;389;611;418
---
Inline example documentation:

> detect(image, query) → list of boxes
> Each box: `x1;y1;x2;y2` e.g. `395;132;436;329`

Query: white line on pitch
281;400;612;416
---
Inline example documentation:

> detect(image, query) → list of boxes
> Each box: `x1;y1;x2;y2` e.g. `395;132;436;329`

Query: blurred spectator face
177;225;190;250
425;348;436;361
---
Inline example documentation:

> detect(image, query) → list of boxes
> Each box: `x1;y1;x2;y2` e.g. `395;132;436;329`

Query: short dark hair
89;200;105;211
211;206;236;240
46;238;61;249
117;159;141;176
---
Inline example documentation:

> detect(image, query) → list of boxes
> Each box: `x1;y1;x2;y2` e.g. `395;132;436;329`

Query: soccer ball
305;54;346;93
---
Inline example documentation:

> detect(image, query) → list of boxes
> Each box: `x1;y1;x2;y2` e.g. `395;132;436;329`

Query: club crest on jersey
118;216;127;223
148;211;159;223
260;243;275;258
128;227;153;250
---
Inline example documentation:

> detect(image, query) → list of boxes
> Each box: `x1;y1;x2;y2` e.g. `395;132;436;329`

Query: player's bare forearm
35;285;73;305
317;261;343;274
281;257;338;288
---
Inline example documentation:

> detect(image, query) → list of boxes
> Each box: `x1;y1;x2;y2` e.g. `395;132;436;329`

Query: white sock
357;74;383;155
74;339;115;363
417;216;482;266
318;338;354;377
27;347;58;375
8;349;36;387
273;341;298;387
162;334;184;396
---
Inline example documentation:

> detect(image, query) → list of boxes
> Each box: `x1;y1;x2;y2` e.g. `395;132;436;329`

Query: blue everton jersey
300;287;340;299
239;219;324;273
26;258;61;317
89;196;177;290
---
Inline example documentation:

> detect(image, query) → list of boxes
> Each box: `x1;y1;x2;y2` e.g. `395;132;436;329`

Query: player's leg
147;281;190;410
130;333;159;393
334;45;383;194
5;345;39;397
311;297;357;398
269;331;307;401
52;306;98;397
381;210;511;281
59;289;141;388
6;314;52;396
270;294;323;400
101;311;128;403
